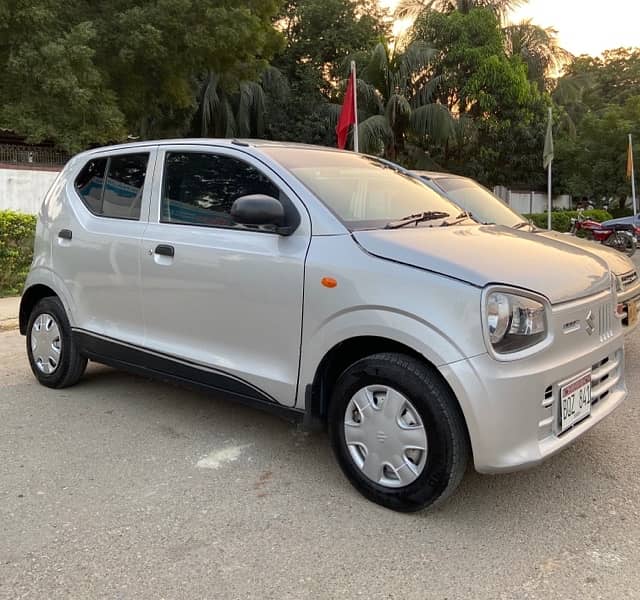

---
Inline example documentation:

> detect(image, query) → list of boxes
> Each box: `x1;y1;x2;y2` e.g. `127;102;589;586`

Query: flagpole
547;107;552;230
630;134;637;222
351;61;359;153
548;161;552;230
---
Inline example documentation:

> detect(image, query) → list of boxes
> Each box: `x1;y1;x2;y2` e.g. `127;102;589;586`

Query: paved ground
0;296;19;331
1;326;640;599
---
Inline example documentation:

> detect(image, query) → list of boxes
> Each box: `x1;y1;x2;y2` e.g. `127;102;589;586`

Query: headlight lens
485;291;547;354
614;274;623;293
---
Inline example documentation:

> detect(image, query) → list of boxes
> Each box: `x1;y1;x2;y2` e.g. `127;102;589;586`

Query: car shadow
78;361;622;526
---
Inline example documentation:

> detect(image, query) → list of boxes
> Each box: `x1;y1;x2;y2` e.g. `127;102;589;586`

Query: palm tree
396;0;525;21
198;66;289;138
337;40;453;159
504;20;572;90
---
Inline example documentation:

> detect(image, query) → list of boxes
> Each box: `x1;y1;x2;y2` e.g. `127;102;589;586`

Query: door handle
58;229;72;240
154;244;175;257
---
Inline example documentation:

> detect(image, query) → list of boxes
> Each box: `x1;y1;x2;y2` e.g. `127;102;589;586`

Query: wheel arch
20;284;58;335
304;335;470;448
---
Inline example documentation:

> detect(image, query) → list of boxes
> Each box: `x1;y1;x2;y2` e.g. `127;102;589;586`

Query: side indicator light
321;277;338;288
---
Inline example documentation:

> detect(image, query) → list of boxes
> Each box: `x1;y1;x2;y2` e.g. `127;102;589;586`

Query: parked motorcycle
570;211;638;257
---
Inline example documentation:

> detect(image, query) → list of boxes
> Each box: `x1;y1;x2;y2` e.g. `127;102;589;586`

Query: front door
140;146;310;406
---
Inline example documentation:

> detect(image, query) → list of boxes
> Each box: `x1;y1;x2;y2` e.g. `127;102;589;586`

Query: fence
493;186;572;213
0;143;69;169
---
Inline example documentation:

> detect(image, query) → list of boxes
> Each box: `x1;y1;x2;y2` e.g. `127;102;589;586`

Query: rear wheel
328;353;469;512
26;297;87;388
606;231;636;256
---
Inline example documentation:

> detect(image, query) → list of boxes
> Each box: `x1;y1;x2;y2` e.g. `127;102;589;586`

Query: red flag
336;70;356;149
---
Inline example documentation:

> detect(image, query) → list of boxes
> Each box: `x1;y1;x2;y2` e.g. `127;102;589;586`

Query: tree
195;67;290;138
503;20;572;90
0;0;284;150
396;0;525;21
553;50;640;205
347;40;453;160
0;2;125;151
265;0;388;146
410;8;549;187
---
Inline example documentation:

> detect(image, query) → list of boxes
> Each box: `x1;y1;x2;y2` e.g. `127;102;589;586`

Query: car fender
296;306;470;409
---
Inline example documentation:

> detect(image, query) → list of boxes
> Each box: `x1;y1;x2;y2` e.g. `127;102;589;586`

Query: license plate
626;299;638;327
559;371;592;433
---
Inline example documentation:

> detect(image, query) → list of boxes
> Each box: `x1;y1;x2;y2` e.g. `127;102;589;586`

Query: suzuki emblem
585;310;595;336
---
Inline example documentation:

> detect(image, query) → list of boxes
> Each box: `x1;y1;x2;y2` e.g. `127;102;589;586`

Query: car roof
75;138;346;158
410;170;468;181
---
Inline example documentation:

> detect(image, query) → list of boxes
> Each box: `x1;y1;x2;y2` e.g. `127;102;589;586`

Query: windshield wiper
513;221;533;230
385;211;450;229
442;211;474;226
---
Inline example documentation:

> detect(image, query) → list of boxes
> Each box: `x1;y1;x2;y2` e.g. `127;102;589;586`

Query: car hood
535;230;635;276
353;225;611;304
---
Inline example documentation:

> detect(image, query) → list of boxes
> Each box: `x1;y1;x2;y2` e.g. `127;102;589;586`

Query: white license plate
559;371;592;433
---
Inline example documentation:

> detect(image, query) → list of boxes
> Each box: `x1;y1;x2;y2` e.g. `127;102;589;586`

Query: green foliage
524;210;613;232
266;0;388;146
0;211;36;297
503;20;571;91
0;1;284;150
349;40;454;159
553;49;640;202
409;8;548;187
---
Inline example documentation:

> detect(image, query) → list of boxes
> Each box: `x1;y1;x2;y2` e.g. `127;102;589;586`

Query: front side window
263;148;462;230
74;153;149;220
161;152;284;228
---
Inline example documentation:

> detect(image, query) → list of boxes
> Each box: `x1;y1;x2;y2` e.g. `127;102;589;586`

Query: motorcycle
569;211;638;257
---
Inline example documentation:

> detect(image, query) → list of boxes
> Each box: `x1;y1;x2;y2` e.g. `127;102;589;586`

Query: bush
0;211;36;297
523;210;613;233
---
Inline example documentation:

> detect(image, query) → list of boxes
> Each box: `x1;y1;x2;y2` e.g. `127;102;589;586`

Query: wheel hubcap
344;385;428;488
30;313;61;374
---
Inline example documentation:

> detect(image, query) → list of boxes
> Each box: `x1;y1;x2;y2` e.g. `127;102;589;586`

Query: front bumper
441;290;626;473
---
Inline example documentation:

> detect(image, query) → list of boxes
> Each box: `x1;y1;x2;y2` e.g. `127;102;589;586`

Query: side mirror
231;194;289;233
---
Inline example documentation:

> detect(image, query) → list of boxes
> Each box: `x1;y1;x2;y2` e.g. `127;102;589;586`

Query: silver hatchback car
21;140;627;512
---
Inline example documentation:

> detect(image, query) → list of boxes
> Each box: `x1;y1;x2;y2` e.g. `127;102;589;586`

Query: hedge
523;210;613;233
0;210;37;297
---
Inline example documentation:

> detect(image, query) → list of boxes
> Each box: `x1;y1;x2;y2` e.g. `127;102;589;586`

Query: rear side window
161;152;282;228
74;153;149;220
75;158;107;214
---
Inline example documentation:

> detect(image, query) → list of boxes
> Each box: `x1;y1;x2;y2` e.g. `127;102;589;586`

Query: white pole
630;134;637;222
547;162;552;230
351;61;359;153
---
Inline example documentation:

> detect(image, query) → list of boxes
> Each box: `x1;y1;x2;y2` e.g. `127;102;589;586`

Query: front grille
590;352;622;407
598;302;614;342
538;350;623;439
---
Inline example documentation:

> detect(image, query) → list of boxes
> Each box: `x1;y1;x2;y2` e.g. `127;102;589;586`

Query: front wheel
26;297;87;388
605;231;636;256
328;353;469;512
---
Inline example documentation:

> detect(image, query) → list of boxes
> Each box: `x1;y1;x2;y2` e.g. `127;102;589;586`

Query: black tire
328;353;469;512
26;296;87;388
606;231;636;257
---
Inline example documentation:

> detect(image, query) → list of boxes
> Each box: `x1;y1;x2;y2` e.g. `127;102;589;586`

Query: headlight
484;290;548;355
614;274;623;293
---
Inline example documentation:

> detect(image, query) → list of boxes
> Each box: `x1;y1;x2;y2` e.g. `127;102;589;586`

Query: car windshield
263;148;463;230
432;177;525;228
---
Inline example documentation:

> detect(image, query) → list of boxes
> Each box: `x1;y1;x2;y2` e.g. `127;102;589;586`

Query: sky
380;0;640;57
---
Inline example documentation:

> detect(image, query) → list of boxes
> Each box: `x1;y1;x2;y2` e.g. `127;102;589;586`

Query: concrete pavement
1;325;640;599
0;296;19;331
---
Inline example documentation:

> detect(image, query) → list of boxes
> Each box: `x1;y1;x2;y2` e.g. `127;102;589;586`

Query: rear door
52;148;157;346
139;145;311;406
